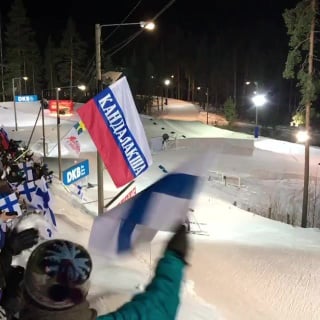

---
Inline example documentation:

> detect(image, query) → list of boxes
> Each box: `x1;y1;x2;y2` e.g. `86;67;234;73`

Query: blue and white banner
62;159;89;186
88;154;210;257
15;95;38;102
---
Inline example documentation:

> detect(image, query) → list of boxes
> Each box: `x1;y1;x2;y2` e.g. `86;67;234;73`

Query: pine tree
283;0;318;227
56;17;88;99
283;0;318;112
4;0;42;96
43;36;59;95
223;96;237;124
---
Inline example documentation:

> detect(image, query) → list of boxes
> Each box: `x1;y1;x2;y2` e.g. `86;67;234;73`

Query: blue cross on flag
31;177;57;232
0;192;22;215
18;161;34;182
17;181;37;203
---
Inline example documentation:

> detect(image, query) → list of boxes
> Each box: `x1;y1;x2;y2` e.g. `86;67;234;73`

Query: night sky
0;0;299;47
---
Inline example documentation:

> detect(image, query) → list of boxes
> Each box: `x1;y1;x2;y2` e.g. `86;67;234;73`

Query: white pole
12;78;18;131
56;88;62;180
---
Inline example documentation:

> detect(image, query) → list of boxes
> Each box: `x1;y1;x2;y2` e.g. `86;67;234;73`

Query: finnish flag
18;160;34;182
88;154;210;257
0;192;22;216
31;177;57;232
17;181;37;203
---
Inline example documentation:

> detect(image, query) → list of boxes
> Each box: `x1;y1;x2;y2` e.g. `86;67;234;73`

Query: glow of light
252;94;267;107
141;21;155;30
296;130;309;143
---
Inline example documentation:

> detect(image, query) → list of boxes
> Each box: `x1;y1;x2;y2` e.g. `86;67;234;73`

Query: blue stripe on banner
93;85;149;178
117;173;198;252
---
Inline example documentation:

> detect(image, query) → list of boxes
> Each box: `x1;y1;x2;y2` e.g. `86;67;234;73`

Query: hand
0;211;18;222
166;224;189;264
5;228;39;255
1;266;25;316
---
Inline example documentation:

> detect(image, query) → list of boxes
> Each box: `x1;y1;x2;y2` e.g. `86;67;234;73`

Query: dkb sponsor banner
62;159;89;186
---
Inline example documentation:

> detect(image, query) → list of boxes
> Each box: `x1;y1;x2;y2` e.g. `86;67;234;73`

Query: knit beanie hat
23;239;92;309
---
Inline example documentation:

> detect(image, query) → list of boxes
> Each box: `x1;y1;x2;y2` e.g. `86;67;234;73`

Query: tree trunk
301;0;316;228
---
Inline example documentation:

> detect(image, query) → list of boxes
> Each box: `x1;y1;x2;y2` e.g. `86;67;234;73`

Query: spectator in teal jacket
19;224;189;320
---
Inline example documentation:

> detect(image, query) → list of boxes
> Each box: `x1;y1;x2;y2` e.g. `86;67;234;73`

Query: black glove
5;228;39;256
0;266;25;317
166;224;189;264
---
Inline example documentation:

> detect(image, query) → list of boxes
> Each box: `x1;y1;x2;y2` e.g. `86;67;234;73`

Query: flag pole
104;180;135;210
95;24;105;216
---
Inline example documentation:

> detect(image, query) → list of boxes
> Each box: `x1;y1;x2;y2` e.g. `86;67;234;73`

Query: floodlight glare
296;130;309;143
140;21;155;30
252;94;267;107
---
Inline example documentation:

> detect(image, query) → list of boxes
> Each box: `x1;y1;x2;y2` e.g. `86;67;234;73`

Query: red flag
0;128;9;150
77;77;152;187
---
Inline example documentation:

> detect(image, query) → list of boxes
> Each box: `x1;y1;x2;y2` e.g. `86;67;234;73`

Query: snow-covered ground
1;98;320;319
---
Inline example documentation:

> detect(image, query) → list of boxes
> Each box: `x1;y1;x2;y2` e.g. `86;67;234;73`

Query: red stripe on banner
77;99;134;187
119;186;137;205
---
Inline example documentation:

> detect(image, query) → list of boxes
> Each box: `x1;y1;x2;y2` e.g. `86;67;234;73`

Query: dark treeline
0;0;300;125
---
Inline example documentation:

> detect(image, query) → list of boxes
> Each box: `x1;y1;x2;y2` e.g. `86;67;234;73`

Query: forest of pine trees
0;0;316;126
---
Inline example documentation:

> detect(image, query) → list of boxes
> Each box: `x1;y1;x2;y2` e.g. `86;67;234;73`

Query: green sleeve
97;250;185;320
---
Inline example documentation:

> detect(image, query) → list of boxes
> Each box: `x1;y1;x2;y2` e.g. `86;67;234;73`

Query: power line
108;0;176;56
109;31;142;57
101;0;143;46
80;0;177;84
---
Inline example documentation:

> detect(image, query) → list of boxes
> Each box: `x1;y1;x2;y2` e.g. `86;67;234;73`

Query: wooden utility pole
301;0;316;227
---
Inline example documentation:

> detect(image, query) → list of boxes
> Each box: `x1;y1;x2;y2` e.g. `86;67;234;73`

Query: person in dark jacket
0;224;39;320
20;224;189;320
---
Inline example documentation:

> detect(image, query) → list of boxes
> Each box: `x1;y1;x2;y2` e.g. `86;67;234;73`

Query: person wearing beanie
20;239;97;320
20;224;189;320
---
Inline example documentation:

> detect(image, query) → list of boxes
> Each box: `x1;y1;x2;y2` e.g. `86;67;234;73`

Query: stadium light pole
206;87;209;124
251;93;266;138
251;94;266;126
55;84;86;181
12;76;28;131
164;79;170;106
40;90;48;162
95;21;155;215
